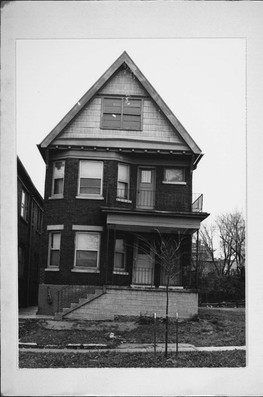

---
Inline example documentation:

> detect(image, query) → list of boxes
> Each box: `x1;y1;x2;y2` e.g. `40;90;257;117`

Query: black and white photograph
1;1;263;396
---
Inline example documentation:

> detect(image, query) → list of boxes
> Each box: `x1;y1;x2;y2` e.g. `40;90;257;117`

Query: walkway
19;342;246;354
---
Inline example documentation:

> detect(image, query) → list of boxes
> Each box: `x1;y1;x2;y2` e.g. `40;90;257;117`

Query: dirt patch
19;308;245;347
42;320;138;332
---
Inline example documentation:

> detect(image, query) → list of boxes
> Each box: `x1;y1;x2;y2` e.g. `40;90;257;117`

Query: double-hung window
21;189;29;221
78;161;103;198
114;238;127;273
48;232;61;268
101;97;142;130
74;232;100;271
163;168;186;184
52;161;65;196
117;163;130;200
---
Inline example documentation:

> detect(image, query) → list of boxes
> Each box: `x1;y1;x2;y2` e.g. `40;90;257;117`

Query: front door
132;238;155;285
136;168;155;209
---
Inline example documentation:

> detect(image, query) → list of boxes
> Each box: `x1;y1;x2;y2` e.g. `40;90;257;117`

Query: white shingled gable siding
99;68;146;96
58;96;186;145
55;68;188;147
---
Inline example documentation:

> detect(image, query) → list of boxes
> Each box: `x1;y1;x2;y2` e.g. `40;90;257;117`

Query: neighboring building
37;52;209;319
192;241;216;276
18;157;43;307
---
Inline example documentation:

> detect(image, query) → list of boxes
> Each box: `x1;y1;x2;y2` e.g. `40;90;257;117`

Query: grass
19;350;246;368
19;308;245;348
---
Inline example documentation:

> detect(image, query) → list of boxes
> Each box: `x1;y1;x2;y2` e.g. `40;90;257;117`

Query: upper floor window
101;97;142;130
74;232;100;270
52;161;65;197
48;232;61;268
78;161;103;198
21;189;29;221
117;163;130;200
163;168;186;184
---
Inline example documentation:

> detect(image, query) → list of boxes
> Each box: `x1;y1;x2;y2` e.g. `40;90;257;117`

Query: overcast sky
16;38;246;227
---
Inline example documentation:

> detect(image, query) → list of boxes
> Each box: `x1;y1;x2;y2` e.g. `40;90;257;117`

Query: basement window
101;97;142;130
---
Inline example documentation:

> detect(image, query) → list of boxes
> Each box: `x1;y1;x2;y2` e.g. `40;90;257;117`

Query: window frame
77;160;104;199
162;168;186;185
47;231;61;270
113;237;128;274
51;160;65;198
73;231;101;273
101;96;142;131
20;188;29;221
117;163;130;201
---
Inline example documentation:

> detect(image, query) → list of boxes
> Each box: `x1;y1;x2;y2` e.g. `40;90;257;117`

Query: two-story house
37;52;209;319
18;157;43;307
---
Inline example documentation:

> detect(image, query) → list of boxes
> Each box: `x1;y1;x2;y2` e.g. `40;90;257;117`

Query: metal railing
107;188;204;212
56;285;95;313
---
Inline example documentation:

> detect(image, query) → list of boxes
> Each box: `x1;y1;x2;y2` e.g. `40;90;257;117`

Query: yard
19;350;246;368
19;308;245;368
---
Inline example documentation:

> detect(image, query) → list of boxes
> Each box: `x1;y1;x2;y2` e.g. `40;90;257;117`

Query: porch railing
56;285;95;313
132;267;154;286
107;188;204;212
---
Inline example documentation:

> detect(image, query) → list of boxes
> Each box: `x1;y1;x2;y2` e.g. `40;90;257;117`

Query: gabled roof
39;51;202;156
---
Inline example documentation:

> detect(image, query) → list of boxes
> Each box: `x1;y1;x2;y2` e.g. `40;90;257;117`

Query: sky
16;38;246;228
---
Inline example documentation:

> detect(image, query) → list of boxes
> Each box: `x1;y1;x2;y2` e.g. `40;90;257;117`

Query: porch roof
103;208;209;233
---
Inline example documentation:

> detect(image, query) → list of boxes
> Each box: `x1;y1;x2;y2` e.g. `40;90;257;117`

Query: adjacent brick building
37;52;209;319
18;157;43;307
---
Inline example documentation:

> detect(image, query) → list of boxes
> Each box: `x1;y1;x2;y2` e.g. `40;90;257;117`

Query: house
37;51;209;320
18;157;43;307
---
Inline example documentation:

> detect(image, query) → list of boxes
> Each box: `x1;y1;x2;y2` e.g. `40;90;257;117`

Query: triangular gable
55;67;188;149
39;51;202;155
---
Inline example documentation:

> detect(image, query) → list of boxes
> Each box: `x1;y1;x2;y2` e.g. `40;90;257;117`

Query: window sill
159;285;183;289
113;271;129;275
71;268;100;273
48;195;64;200
75;195;104;200
162;181;187;185
45;268;59;272
116;198;132;204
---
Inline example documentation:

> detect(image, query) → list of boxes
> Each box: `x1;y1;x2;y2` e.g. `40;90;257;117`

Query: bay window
74;232;100;271
78;161;103;198
117;163;130;200
52;161;65;196
48;232;61;268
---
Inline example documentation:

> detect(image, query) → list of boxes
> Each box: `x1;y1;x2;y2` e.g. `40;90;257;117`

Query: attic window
101;97;142;130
